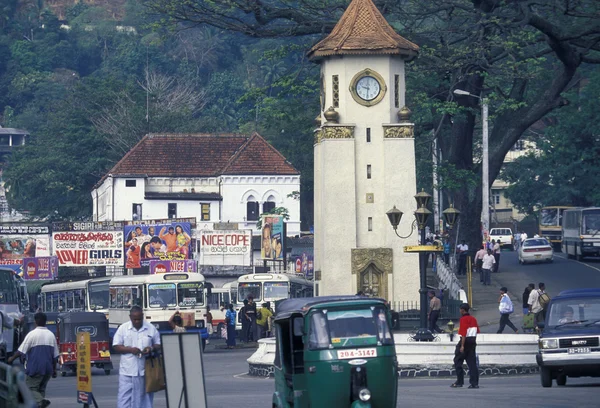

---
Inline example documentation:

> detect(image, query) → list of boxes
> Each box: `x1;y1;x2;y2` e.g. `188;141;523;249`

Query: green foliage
255;207;291;230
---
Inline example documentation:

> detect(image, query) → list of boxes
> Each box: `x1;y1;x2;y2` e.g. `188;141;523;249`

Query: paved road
42;346;600;408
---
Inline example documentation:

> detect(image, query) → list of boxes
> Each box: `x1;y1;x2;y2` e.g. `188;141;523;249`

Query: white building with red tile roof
91;132;301;237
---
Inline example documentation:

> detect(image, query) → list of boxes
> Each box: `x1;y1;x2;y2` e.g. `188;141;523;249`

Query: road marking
555;254;600;273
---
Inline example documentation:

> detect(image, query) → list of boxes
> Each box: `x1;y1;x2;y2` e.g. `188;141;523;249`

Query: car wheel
541;367;552;388
556;374;567;386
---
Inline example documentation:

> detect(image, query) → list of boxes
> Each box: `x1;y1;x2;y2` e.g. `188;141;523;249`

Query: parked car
518;238;554;264
489;228;514;249
536;289;600;387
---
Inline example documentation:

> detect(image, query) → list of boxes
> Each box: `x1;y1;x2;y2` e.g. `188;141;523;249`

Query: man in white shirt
521;232;528;245
493;240;501;273
456;241;469;275
528;282;547;325
481;249;496;286
113;306;161;408
474;245;487;283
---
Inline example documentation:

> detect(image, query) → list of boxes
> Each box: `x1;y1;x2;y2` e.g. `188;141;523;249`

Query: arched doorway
360;263;383;297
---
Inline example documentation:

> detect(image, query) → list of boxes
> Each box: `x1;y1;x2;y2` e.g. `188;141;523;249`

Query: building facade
310;0;421;302
92;133;301;237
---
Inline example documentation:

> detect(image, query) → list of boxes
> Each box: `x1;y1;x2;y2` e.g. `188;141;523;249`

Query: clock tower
308;0;421;303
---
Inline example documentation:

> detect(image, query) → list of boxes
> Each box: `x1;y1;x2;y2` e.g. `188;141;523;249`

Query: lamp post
453;89;489;235
387;192;460;341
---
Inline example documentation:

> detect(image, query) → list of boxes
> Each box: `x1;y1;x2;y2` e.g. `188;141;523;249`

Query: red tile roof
100;133;298;185
308;0;419;60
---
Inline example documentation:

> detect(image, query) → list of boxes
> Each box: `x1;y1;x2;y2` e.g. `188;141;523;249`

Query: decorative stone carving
398;106;412;123
324;106;339;123
314;129;323;144
322;126;354;140
384;125;414;139
351;248;393;300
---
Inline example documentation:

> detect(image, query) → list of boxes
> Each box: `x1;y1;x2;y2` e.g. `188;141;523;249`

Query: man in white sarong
113;306;161;408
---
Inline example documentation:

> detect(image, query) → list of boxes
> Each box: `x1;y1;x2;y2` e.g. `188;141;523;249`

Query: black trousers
429;310;442;333
493;253;500;272
497;313;518;333
454;341;478;386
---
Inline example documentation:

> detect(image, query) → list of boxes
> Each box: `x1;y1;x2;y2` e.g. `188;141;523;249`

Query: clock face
356;76;381;101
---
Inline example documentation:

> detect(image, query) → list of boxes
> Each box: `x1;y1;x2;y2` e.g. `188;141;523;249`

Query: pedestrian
520;231;528;245
427;290;442;333
256;302;273;338
450;303;480;389
493;239;501;272
225;304;237;349
481;249;495;285
206;306;213;344
528;282;549;326
168;310;186;333
514;232;521;250
443;240;451;264
497;287;518;333
245;295;258;342
7;312;54;408
456;240;469;275
522;283;534;315
113;306;161;408
474;245;486;283
239;299;248;343
1;309;20;354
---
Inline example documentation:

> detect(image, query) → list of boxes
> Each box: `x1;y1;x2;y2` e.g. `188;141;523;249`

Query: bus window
265;282;289;300
73;290;84;310
131;287;142;308
230;289;238;305
109;288;117;308
222;293;230;306
238;283;261;301
207;293;220;311
148;283;177;308
177;282;204;308
89;280;109;311
123;287;133;308
0;272;17;304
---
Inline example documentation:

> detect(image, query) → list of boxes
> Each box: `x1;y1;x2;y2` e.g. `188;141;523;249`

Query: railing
436;256;463;300
0;362;37;408
390;299;462;331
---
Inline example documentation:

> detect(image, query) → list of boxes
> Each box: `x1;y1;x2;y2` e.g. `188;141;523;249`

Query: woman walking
225;304;237;349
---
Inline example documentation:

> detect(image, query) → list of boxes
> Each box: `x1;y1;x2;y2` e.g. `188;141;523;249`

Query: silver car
519;237;554;264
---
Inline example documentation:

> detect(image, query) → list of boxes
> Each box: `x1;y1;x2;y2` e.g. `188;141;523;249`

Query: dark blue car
536;289;600;387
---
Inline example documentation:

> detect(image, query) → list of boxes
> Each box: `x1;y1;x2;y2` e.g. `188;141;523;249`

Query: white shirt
113;321;161;377
482;254;496;270
521;233;528;241
457;244;469;252
493;243;501;253
528;289;544;313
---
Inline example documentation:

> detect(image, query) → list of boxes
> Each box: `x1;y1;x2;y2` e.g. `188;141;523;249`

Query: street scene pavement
40;250;600;408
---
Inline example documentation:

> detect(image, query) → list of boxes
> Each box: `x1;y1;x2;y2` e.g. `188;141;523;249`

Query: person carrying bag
497;287;518;333
145;350;166;393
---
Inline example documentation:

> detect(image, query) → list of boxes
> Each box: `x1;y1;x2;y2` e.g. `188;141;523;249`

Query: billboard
199;230;252;266
261;215;285;260
123;222;192;268
22;256;59;280
149;260;197;274
52;231;124;267
52;221;124;231
0;227;51;274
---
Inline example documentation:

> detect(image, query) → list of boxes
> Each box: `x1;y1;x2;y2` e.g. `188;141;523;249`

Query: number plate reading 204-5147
337;348;377;359
568;347;591;354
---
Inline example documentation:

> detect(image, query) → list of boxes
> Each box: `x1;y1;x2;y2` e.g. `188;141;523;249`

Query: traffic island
247;333;540;378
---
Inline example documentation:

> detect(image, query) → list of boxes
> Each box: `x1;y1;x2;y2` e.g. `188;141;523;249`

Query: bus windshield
308;306;393;349
238;283;261;302
583;211;600;235
0;271;18;304
177;282;204;308
148;283;177;308
264;282;288;300
89;280;109;310
540;209;559;227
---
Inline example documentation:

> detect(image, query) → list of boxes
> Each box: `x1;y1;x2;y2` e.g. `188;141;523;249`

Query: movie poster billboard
293;253;314;280
0;225;51;273
261;215;285;260
123;222;192;268
22;257;58;280
199;230;252;266
52;231;124;267
149;260;197;274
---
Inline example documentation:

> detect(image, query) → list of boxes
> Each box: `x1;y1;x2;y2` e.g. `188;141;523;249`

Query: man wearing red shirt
451;303;480;389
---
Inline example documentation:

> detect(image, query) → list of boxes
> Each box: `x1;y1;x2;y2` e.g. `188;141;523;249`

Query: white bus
236;273;314;312
206;281;238;336
108;272;209;336
40;277;111;316
563;207;600;260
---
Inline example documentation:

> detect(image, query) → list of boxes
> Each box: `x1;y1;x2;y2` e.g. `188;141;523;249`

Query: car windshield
308;306;393;349
177;282;204;308
147;283;177;308
547;297;600;328
523;239;550;247
264;282;288;300
238;283;261;302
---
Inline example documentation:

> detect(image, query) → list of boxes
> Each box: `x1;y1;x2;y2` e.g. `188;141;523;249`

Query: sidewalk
457;270;526;333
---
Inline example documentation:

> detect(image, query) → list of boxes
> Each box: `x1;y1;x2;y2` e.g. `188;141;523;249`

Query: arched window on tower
246;195;260;221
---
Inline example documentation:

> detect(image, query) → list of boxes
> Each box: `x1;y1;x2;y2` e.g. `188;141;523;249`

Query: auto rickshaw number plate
337;348;377;359
99;350;111;358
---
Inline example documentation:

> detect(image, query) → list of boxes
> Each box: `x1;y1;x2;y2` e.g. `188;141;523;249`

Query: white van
489;228;514;249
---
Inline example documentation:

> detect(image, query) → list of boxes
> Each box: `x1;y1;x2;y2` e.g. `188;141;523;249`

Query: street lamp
386;193;460;341
453;88;489;236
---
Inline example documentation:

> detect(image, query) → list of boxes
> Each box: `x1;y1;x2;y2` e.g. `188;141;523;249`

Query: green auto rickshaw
272;296;397;408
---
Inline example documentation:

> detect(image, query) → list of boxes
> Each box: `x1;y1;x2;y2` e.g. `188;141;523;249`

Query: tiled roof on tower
307;0;419;60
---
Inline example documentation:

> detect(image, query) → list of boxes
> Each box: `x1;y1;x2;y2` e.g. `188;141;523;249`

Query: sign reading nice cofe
199;230;252;266
52;231;124;266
